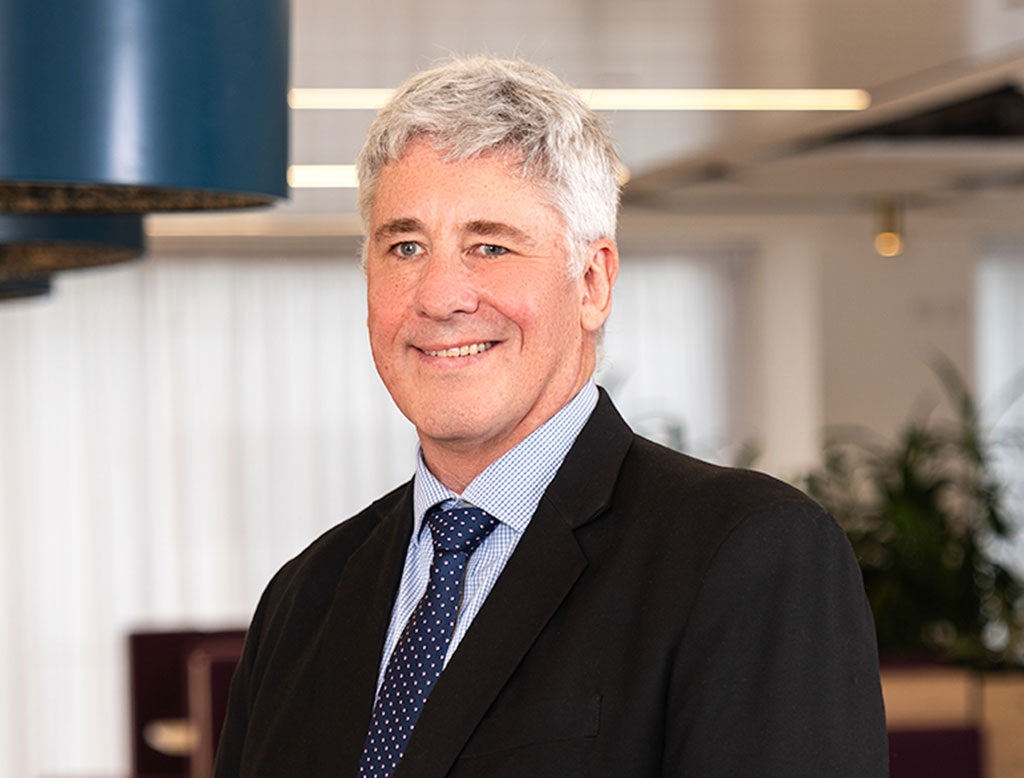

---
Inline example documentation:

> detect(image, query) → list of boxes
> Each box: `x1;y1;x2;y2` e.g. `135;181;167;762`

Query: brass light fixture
874;201;904;257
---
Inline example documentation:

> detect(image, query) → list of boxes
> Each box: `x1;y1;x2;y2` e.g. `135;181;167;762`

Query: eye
477;244;509;257
390;241;423;258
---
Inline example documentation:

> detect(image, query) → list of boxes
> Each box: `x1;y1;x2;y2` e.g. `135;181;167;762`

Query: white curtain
0;249;740;776
976;245;1024;582
598;252;743;461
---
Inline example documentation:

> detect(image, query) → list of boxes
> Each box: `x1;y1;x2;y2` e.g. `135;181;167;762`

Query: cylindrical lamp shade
0;213;145;281
0;275;52;301
0;0;289;213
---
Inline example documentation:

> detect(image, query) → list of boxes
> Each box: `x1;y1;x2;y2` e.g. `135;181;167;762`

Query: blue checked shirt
375;380;599;695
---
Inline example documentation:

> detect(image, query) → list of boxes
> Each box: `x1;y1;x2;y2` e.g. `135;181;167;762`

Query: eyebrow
464;220;535;247
373;218;424;242
373;217;536;248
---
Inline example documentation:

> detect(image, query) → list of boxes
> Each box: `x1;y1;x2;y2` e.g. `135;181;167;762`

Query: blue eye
393;241;421;257
479;244;508;256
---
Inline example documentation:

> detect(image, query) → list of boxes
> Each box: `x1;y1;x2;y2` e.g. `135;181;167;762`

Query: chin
417;410;514;449
418;418;494;446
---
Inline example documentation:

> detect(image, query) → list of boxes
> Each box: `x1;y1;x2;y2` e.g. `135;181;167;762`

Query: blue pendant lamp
0;0;289;214
0;213;145;298
0;275;52;301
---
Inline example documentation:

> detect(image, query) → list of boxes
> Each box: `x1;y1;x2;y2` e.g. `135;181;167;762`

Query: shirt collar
412;379;599;538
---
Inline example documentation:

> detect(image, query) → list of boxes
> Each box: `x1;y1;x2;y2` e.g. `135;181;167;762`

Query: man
215;57;887;777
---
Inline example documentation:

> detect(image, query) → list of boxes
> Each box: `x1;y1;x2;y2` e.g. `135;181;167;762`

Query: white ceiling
151;0;1024;246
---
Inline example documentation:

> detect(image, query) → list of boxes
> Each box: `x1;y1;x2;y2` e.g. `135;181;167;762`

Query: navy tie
358;504;499;778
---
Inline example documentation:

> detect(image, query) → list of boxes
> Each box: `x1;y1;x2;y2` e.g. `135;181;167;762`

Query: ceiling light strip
289;87;870;112
146;212;364;238
287;164;358;188
289;88;395;110
581;88;870;111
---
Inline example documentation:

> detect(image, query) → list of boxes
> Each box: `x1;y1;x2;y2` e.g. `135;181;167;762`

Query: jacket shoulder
606;434;851;584
622;435;822;519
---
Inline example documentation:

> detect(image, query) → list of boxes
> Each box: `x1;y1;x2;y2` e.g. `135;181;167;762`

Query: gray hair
356;56;621;275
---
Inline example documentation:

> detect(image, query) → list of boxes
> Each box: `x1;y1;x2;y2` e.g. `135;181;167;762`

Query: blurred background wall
1;0;1024;775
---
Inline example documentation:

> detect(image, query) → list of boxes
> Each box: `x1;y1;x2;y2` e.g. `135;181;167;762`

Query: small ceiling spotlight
874;201;904;257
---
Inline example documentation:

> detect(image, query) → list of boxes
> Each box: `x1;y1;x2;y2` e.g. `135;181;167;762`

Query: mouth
418;341;496;358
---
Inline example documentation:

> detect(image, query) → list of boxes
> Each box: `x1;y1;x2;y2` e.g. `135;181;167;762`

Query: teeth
423;342;494;358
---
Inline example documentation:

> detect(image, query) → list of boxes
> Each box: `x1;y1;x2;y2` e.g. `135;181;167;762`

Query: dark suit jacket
214;391;888;777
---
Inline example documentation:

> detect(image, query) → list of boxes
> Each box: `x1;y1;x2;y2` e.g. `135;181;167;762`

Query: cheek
366;278;407;341
521;283;582;340
481;268;575;329
366;312;405;385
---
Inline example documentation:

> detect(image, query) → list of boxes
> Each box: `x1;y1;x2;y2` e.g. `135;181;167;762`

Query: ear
579;238;619;332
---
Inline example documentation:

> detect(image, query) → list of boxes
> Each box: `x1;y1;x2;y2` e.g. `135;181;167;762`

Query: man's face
365;138;613;476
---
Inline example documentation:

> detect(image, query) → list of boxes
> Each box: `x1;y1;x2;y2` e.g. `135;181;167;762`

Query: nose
414;250;479;319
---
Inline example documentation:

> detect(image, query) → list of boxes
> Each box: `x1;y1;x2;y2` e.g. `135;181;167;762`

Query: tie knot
425;505;499;555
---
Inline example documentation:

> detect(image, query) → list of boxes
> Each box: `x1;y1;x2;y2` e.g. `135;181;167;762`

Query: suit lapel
395;391;635;778
304;486;414;775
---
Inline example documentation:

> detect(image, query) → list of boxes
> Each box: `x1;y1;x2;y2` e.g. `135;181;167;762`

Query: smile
420;341;495;358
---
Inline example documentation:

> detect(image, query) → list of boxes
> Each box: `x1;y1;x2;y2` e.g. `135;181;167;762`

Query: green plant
803;358;1024;668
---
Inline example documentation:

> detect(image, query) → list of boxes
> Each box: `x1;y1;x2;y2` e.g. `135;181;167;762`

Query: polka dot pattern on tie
358;505;499;778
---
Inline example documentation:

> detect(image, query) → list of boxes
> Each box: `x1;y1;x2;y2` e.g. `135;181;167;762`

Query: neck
419;424;536;493
420;380;593;494
419;451;484;495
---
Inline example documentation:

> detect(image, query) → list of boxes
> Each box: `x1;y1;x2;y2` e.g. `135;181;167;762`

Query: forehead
369;139;563;232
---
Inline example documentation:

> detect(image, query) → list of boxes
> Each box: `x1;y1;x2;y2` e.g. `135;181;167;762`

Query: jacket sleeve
663;502;889;777
212;578;274;778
